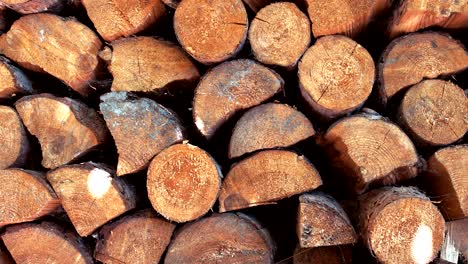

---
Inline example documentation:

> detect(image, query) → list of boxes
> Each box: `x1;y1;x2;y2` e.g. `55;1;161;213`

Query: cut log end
0;56;33;98
293;245;353;264
0;106;30;169
1;0;63;14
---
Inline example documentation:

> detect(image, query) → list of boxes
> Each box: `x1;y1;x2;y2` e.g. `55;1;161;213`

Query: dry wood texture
359;186;445;264
0;106;29;169
229;103;315;159
47;162;136;236
378;32;468;105
82;0;165;42
100;92;185;176
293;245;353;264
249;2;310;69
95;209;175;264
219;149;322;212
174;0;248;64
147;143;221;223
297;193;357;248
108;37;199;93
1;222;93;264
0;56;32;98
299;35;375;119
0;13;102;96
165;213;275;264
398;80;467;146
440;218;467;263
321;114;420;194
15;94;107;169
0;0;63;14
193;59;283;139
0;169;59;226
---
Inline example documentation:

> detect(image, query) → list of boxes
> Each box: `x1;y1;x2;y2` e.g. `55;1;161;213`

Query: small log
0;106;30;169
423;145;467;220
321;113;420;194
1;222;93;264
100;92;185;176
440;218;467;263
242;0;272;12
109;37;199;93
161;0;179;9
0;169;59;226
95;209;176;264
193;59;283;139
82;0;165;42
47;162;136;236
174;0;248;64
15;94;107;169
147;143;222;223
293;245;353;264
249;2;310;69
297;193;357;248
359;186;445;264
0;13;102;96
298;35;375;119
219;149;322;212
1;0;63;14
378;32;468;105
228;103;315;159
398;80;467;146
165;213;275;263
0;56;32;98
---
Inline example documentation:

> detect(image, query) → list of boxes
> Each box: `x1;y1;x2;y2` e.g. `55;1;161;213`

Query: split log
95;209;175;264
108;37;199;93
47;162;136;236
0;0;63;14
0;169;59;226
219;149;322;212
359;186;445;264
229;103;315;159
440;218;467;263
423;145;467;220
249;2;310;69
293;245;353;264
297;193;357;248
15;94;107;169
147;143;222;222
321;113;420;194
398;80;467;146
0;13;102;96
81;0;166;42
1;222;93;264
161;0;179;9
193;59;283;139
100;92;185;176
378;32;468;105
0;56;32;98
174;0;248;64
165;213;275;264
298;35;375;119
0;106;29;169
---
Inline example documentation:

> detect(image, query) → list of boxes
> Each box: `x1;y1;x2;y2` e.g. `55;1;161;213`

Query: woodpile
0;0;466;263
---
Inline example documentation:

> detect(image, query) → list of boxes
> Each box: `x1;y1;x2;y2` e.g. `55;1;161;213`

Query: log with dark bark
0;56;32;98
0;0;63;14
0;105;29;169
293;245;353;264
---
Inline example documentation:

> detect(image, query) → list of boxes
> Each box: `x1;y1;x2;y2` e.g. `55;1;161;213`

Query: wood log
0;13;102;96
388;0;468;38
0;56;32;98
47;162;136;236
249;2;310;69
165;213;275;264
293;245;353;264
321;113;420;194
161;0;179;9
219;149;322;212
0;106;30;169
15;94;107;169
100;92;185;176
147;143;222;223
297;193;357;248
95;209;176;264
108;37;199;93
0;0;63;14
0;169;59;226
298;35;375;119
440;218;467;263
193;59;283;139
229;103;315;159
423;145;467;220
1;222;93;264
359;186;445;264
81;0;165;42
174;0;248;64
398;80;467;147
378;32;468;105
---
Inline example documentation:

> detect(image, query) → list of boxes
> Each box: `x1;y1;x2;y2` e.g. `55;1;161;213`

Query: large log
0;105;29;169
293;245;353;264
0;56;32;98
0;0;63;14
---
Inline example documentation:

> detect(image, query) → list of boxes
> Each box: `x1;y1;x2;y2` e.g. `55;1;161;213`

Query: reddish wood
1;0;63;14
0;106;30;169
293;245;353;264
0;56;32;98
